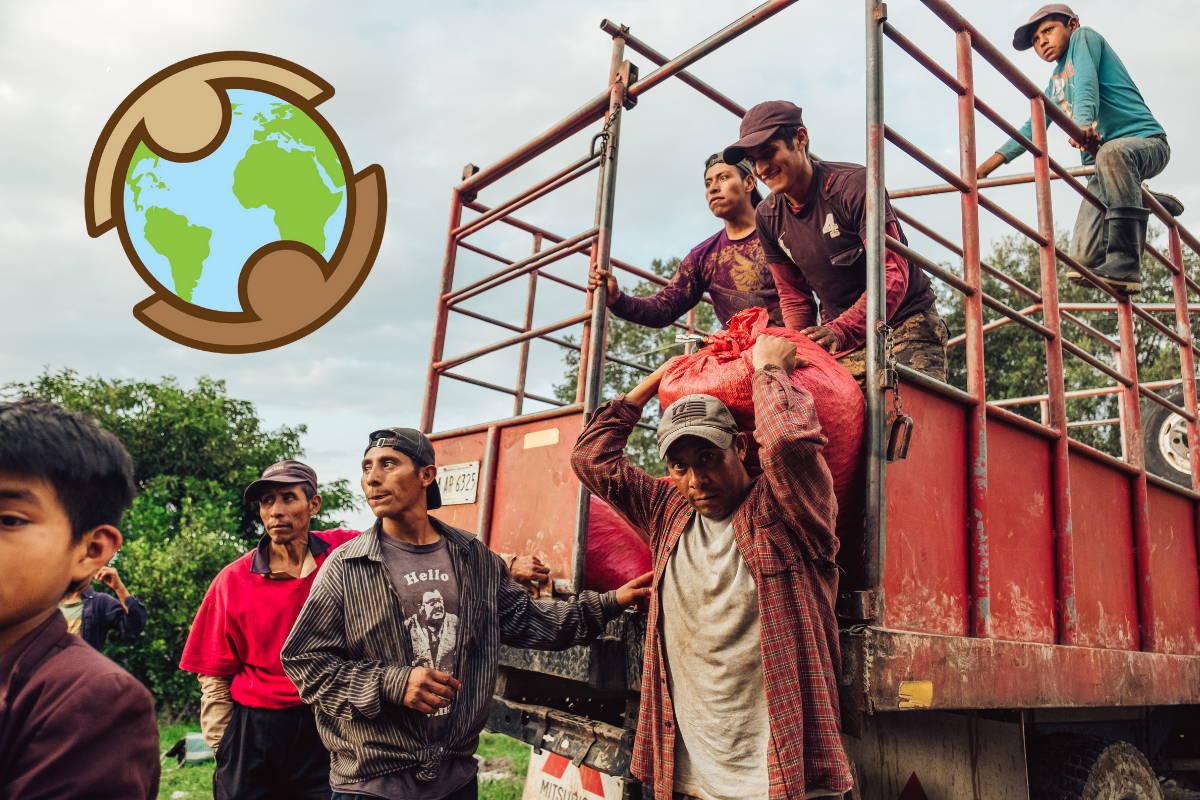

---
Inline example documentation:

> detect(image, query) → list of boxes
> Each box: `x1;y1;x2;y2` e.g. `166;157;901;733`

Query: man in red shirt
724;100;948;384
571;337;852;800
180;460;358;800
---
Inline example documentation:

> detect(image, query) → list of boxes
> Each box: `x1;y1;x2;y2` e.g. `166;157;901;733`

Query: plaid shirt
571;365;852;799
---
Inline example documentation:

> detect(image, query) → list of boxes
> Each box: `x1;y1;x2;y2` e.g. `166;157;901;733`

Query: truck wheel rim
1158;412;1191;474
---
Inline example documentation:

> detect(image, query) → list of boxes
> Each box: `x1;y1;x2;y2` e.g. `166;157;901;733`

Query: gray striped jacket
280;517;620;784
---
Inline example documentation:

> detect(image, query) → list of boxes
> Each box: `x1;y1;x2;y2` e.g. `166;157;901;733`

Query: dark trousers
330;775;478;800
214;702;330;800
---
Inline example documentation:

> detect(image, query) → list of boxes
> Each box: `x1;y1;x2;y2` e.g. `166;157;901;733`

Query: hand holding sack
657;307;865;562
584;494;652;592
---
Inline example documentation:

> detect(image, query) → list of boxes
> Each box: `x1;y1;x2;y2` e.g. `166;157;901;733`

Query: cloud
2;0;1196;507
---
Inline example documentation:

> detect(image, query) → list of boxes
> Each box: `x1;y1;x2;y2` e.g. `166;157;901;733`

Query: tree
938;229;1195;455
554;258;717;473
3;370;359;717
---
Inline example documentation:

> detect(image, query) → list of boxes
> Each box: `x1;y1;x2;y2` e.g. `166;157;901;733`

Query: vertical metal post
422;188;465;432
571;34;630;594
956;31;991;639
1030;98;1078;645
1167;228;1200;490
863;0;888;595
1116;296;1155;651
514;234;542;416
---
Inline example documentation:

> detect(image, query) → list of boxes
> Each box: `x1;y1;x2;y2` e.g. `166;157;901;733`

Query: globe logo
86;53;386;353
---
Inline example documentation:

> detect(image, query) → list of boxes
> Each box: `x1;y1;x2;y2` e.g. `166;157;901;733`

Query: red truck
421;2;1200;797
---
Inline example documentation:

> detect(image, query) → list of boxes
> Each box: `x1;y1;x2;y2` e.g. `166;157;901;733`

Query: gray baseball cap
1013;4;1077;51
657;394;739;458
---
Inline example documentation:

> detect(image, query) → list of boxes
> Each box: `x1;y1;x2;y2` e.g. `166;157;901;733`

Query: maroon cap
243;459;318;503
723;101;805;165
1013;4;1077;50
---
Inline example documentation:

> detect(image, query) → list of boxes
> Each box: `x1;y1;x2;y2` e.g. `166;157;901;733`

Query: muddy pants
836;309;949;385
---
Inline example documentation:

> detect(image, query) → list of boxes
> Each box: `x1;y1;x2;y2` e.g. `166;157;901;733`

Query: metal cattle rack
421;0;1200;655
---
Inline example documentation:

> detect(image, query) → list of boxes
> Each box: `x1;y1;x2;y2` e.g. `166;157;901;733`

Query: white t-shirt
660;512;769;800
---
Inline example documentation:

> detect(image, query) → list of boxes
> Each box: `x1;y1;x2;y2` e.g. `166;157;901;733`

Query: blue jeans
1069;135;1170;268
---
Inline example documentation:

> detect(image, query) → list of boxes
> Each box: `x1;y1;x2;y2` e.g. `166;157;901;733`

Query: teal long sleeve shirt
997;27;1164;166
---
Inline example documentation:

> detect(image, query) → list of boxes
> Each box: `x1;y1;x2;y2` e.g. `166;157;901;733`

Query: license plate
436;461;480;506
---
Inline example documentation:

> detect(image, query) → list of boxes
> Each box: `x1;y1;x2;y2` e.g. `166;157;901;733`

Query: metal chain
880;320;903;418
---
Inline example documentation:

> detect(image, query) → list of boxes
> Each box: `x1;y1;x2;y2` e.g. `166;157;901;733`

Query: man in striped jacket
282;427;651;800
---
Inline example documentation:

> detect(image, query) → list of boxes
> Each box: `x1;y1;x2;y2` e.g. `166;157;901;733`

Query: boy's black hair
767;124;803;151
0;400;136;541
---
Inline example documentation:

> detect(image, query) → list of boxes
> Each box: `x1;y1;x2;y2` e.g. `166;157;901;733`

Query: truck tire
1143;382;1195;486
1029;734;1162;800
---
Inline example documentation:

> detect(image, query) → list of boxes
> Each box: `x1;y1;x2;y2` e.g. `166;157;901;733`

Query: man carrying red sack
724;100;948;383
571;335;852;800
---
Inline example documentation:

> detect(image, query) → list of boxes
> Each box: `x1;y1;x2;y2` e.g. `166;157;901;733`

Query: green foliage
937;229;1195;455
554;258;717;473
3;370;359;718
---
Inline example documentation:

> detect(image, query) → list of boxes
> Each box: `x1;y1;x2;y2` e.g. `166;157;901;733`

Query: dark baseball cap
244;459;318;503
657;394;740;459
1013;4;1077;51
704;153;764;207
723;101;805;165
365;427;442;510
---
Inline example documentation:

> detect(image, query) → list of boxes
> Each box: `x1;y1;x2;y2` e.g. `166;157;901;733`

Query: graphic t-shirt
379;535;461;706
59;600;83;637
610;228;782;329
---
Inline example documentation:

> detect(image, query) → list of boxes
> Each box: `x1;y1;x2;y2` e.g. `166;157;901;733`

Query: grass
157;721;530;800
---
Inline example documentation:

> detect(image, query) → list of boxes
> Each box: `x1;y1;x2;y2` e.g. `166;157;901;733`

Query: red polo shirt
180;529;359;709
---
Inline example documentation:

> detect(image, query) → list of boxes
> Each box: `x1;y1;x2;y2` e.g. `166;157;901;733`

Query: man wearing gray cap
180;459;360;800
589;153;782;329
572;336;852;800
282;427;651;800
724;100;947;384
978;4;1178;295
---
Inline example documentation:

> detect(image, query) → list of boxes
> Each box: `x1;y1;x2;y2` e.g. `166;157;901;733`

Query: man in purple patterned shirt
588;154;782;329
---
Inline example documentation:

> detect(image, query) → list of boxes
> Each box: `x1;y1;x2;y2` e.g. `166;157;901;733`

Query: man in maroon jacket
571;337;851;800
0;400;160;800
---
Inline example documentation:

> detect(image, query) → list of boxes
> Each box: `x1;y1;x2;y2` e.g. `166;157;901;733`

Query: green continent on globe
126;143;165;212
232;104;345;253
143;207;213;302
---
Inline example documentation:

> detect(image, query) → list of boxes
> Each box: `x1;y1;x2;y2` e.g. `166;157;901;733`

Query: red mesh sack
657;307;864;527
584;494;651;591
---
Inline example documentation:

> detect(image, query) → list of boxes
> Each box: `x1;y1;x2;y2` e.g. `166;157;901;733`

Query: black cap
365;427;442;510
705;152;763;207
244;459;318;504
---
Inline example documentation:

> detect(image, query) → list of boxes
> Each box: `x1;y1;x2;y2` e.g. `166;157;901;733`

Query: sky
3;1;1197;531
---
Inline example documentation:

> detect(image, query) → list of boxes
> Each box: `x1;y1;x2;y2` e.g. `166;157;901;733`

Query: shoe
1145;184;1185;217
1067;206;1148;294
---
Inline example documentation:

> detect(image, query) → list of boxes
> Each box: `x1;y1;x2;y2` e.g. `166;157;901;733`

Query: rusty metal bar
422;188;465;433
993;379;1184;408
475;426;500;544
891;165;1092;199
427;404;583;441
1168;227;1200;490
1030;96;1078;645
955;30;991;639
435;312;592;372
625;0;800;101
1139;384;1195;423
1060;337;1132;388
885;235;975;296
882;22;965;95
863;0;888;599
976;194;1048;247
1067;417;1121;429
514;257;540;415
884;125;971;193
1131;303;1191;349
1116;295;1156;651
972;95;1042;159
1146;242;1185;278
446;228;598;305
599;19;746;117
454;153;601;240
440;370;565;409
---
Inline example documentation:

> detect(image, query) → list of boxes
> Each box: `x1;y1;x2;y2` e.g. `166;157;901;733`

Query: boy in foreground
978;4;1179;294
0;400;160;799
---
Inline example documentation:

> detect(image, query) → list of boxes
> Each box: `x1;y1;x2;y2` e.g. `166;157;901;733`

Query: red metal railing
866;0;1200;647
